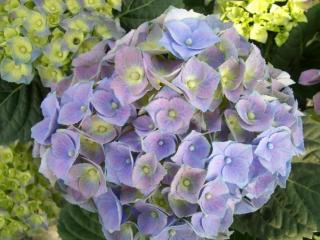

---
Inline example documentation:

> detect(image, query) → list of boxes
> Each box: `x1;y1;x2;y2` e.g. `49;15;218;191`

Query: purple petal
142;131;176;161
94;190;122;233
299;69;320;86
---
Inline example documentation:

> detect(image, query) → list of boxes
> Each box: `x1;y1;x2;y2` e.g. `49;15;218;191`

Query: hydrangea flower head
216;0;318;46
32;7;304;239
0;143;59;240
0;0;124;85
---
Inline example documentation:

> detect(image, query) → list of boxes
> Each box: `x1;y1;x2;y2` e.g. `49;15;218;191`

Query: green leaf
0;78;47;144
264;4;320;107
294;110;320;164
58;202;105;240
230;231;257;240
232;112;320;240
183;0;215;15
118;0;185;31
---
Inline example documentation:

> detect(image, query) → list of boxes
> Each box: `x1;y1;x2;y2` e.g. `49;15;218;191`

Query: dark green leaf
232;112;320;240
183;0;215;15
0;78;47;144
230;231;257;240
58;202;105;240
118;0;185;31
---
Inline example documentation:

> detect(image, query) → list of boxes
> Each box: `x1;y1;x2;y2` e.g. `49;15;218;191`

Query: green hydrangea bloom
0;0;124;85
216;0;319;46
0;142;60;239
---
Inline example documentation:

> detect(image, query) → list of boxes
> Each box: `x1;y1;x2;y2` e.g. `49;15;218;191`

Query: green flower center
129;71;141;82
186;79;197;89
142;165;151;175
97;125;108;133
247;111;256;120
111;101;118;109
51;70;57;77
87;168;98;177
182;178;191;187
57;51;63;58
36;19;43;26
19;46;27;53
168;109;177;119
150;211;158;218
169;229;176;236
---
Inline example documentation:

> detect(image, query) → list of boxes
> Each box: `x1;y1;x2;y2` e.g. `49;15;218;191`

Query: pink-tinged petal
219;57;245;91
244;45;266;89
65;163;107;199
132;153;166;194
221;28;251;57
113;46;149;104
170;165;206;203
74;64;100;81
81;115;118;144
173;58;220;111
199;179;230;216
299;69;320;86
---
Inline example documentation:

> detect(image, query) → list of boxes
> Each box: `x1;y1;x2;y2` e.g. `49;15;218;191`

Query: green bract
215;0;319;46
0;142;60;239
0;0;123;85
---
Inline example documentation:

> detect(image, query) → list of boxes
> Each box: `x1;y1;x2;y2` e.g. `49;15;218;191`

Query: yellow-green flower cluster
0;142;60;239
0;0;123;85
216;0;319;46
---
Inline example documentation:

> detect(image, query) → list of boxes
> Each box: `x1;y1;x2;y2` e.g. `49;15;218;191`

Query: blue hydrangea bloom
235;93;274;132
254;127;295;176
160;14;220;60
207;141;253;188
58;82;93;125
44;130;80;181
142;131;177;161
31;7;304;239
172;131;210;168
